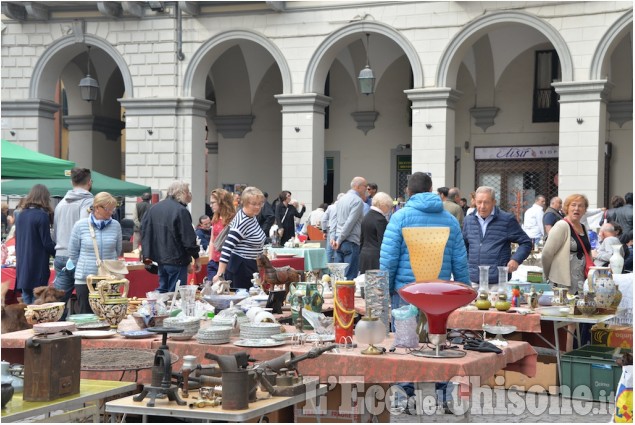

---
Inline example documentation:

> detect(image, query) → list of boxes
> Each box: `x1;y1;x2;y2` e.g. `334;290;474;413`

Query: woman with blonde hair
213;187;266;289
359;192;393;274
15;184;56;304
68;192;122;313
542;194;592;294
207;188;236;281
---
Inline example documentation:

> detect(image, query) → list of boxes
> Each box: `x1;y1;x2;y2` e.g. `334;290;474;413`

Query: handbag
89;221;129;278
213;225;230;251
564;218;594;278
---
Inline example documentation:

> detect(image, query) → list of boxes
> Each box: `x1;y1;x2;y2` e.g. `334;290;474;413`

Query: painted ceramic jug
587;266;616;309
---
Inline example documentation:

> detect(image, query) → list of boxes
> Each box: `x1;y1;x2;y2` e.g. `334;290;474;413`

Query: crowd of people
3;169;632;337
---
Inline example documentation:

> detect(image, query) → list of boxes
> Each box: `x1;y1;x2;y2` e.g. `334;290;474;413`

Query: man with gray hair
332;177;367;280
437;186;464;227
462;186;532;284
142;181;201;293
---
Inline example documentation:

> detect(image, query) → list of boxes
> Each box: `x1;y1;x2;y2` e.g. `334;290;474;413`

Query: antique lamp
400;227;477;358
79;46;99;102
399;281;476;357
355;309;385;355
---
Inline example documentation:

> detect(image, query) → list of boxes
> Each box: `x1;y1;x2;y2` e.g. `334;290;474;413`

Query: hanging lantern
357;33;375;95
79;46;99;102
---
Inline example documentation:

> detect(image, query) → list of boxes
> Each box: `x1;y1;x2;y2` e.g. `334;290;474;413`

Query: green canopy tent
1;171;151;197
1;139;76;179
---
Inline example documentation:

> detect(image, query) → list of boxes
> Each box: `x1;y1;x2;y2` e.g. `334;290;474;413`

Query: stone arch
590;9;633;80
29;34;133;101
437;10;573;88
305;21;423;94
183;29;292;97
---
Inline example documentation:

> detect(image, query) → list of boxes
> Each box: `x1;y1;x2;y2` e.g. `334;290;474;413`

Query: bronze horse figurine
256;254;302;296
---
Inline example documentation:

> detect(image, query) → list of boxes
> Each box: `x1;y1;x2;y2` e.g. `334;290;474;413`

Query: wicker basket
203;292;249;311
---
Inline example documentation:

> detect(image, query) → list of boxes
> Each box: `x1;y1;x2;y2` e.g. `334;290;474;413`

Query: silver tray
233;338;286;348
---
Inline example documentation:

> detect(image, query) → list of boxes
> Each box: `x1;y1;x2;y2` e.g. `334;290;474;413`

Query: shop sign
475;146;558;160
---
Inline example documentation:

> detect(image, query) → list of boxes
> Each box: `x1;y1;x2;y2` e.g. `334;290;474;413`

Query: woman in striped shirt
212;187;266;289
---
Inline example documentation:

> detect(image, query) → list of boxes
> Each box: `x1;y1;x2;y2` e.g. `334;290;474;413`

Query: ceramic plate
233;338;286;348
275;254;297;258
119;330;156;339
73;330;117;339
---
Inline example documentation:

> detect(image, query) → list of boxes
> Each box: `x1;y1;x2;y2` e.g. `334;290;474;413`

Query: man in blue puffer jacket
462;186;532;284
379;172;470;414
380;173;470;299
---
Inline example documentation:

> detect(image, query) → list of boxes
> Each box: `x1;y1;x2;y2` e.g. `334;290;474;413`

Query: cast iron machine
133;327;187;407
173;344;336;409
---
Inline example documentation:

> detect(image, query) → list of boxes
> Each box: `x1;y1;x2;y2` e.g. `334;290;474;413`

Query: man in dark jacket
462;186;532;284
195;215;212;251
142;181;201;293
257;192;275;242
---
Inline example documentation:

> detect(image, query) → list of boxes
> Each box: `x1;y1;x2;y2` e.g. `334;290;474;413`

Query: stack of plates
211;314;249;335
239;322;283;340
33;321;77;334
164;316;201;341
196;326;233;345
67;314;100;326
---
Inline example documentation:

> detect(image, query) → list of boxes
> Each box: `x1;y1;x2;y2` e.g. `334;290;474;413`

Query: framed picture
222;183;234;193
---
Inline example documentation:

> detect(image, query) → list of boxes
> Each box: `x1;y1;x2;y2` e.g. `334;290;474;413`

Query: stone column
553;80;611;208
405;88;462;187
274;94;331;212
1;99;60;155
119;97;213;220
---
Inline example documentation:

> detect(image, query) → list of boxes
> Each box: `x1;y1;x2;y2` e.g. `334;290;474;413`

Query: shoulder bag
564;218;594;278
89;221;129;278
213;225;231;251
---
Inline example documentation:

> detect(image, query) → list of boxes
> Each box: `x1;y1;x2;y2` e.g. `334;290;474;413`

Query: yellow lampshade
402;227;450;281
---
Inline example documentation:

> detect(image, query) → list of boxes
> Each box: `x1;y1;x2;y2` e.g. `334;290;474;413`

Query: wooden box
23;333;81;402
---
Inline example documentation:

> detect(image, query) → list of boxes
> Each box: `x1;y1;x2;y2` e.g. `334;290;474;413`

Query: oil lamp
398;281;477;358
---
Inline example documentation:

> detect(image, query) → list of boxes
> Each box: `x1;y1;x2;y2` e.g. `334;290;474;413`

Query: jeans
21;288;35;305
53;256;75;302
207;260;219;282
334;241;360;280
158;264;189;293
325;234;335;263
390;292;452;402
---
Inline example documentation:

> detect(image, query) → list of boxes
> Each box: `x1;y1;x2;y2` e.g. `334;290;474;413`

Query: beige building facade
1;1;632;220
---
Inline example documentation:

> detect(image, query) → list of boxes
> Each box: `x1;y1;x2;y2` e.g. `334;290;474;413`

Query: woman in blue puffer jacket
379;173;470;308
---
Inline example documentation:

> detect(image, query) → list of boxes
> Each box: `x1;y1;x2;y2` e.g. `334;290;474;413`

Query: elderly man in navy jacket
462;186;532;284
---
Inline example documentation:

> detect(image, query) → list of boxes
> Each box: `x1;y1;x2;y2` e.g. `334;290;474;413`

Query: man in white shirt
523;195;546;246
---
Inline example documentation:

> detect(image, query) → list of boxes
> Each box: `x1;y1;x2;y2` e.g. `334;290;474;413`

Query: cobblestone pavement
389;385;613;423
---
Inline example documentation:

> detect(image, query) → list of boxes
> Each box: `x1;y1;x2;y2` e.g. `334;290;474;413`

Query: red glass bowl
398;281;477;335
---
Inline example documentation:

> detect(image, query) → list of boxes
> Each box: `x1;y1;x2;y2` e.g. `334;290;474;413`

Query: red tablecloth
1;320;537;388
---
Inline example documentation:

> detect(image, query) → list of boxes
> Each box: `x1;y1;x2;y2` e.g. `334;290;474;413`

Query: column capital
552;80;613;103
119;97;213;116
274;93;332;114
405;88;462;109
1;99;60;119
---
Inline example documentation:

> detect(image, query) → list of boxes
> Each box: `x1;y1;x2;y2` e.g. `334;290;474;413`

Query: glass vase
364;270;391;336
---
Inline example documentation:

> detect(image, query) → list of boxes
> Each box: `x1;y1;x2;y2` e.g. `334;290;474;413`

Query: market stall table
1;379;136;423
268;247;327;272
105;382;328;423
447;307;542;333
